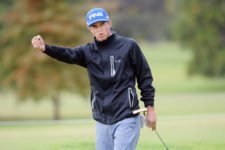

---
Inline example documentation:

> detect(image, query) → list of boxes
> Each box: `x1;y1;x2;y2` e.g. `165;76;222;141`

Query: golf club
155;130;169;150
133;108;170;150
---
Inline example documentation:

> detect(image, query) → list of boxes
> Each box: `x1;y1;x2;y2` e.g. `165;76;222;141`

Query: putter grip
133;108;147;114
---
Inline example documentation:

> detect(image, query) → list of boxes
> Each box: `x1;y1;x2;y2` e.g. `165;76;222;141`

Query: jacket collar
94;31;116;49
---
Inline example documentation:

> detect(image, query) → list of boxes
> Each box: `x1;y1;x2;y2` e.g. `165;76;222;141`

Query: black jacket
44;33;155;124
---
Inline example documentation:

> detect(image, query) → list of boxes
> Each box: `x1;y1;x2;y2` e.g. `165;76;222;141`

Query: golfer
31;8;156;150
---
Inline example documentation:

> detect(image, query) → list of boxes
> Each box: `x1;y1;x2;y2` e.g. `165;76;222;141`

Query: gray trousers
96;115;141;150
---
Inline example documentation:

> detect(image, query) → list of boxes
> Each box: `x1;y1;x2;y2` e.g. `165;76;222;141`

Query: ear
88;26;93;34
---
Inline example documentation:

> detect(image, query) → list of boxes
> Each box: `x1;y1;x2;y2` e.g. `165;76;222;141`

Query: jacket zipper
128;87;134;108
91;92;96;110
110;56;116;76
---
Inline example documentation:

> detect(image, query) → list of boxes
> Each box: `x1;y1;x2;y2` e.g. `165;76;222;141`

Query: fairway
0;112;224;150
0;92;225;150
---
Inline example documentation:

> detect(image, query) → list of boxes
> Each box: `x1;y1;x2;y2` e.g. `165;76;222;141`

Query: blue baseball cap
86;8;110;27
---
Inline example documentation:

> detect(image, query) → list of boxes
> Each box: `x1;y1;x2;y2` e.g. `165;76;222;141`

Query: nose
96;26;102;32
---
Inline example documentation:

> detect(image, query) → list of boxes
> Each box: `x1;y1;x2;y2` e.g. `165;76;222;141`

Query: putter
155;130;169;150
133;108;170;150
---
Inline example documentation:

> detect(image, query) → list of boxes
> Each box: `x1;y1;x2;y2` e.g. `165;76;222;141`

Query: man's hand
31;35;45;52
146;106;157;130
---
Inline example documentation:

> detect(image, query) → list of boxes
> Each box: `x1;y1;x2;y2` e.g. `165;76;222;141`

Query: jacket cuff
144;100;154;107
43;44;50;54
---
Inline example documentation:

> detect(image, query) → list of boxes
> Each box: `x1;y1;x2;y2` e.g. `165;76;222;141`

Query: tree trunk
52;94;60;120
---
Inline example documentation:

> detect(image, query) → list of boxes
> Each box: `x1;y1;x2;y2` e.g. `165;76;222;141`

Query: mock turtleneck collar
94;32;116;48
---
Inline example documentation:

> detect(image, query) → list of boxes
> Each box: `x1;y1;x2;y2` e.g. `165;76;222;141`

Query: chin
98;37;106;42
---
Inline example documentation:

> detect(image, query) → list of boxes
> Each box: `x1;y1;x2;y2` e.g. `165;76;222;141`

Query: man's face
88;21;112;42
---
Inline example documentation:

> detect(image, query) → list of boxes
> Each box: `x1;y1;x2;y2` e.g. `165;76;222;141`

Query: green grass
0;110;225;150
0;92;225;149
140;42;225;93
0;93;92;120
139;114;225;150
0;42;225;149
0;123;96;150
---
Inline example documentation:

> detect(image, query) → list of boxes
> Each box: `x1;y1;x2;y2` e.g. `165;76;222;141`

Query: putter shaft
155;130;169;150
133;108;169;150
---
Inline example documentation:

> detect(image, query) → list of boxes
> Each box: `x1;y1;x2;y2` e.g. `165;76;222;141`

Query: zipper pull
110;56;116;76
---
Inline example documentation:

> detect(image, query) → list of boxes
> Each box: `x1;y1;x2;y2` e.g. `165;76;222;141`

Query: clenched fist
31;35;45;52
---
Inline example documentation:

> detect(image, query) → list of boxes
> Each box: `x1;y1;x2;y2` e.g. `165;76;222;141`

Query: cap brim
88;19;109;27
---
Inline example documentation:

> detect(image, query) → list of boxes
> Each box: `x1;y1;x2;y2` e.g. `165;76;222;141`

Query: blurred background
0;0;225;150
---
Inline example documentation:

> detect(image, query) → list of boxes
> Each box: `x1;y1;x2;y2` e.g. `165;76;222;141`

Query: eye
91;24;97;28
100;22;105;25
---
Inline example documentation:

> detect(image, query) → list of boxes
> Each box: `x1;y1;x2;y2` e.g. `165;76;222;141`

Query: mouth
99;33;104;36
96;33;106;41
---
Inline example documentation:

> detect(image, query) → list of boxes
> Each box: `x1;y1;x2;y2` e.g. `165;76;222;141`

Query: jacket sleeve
130;41;155;107
44;44;87;68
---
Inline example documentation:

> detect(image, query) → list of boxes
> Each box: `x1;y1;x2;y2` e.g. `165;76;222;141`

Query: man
32;8;156;150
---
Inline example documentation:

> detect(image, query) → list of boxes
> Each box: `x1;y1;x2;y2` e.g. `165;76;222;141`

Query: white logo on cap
89;12;104;20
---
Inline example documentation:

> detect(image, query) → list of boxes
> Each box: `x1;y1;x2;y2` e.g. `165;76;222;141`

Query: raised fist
31;35;45;51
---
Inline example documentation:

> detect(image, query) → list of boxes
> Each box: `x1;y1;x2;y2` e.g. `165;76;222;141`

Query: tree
174;0;225;77
0;0;91;119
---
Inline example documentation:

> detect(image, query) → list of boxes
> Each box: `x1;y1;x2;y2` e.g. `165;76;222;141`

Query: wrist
147;106;154;112
41;44;47;52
